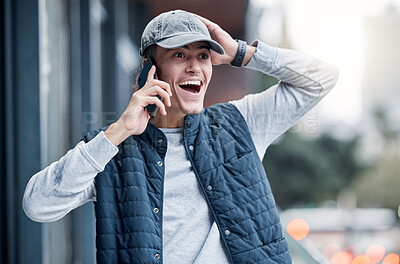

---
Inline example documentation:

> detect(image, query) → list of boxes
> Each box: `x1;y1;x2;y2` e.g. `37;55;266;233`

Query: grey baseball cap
140;10;225;56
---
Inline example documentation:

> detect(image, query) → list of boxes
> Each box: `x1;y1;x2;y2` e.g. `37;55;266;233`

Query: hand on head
192;13;239;66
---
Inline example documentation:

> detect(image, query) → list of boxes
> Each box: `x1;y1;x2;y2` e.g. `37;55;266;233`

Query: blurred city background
1;0;400;263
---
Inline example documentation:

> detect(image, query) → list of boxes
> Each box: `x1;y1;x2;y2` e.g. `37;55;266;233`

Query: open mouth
178;80;201;94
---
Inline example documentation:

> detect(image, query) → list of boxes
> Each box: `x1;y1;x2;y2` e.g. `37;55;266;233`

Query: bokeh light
324;244;342;260
352;255;371;264
382;253;400;264
331;251;353;264
286;218;309;240
365;244;385;264
345;245;359;257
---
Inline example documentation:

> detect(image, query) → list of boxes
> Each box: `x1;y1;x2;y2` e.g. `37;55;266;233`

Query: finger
147;86;171;107
146;96;167;116
193;13;212;27
141;84;171;107
146;65;156;83
151;79;172;97
138;78;172;107
160;90;172;108
192;14;220;33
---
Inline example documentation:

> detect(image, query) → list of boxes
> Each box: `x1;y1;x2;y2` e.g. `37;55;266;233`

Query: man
23;10;339;264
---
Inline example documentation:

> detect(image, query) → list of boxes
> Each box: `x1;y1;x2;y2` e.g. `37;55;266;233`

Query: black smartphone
137;58;162;118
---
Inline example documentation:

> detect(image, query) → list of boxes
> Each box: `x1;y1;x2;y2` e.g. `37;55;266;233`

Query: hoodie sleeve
230;40;339;159
22;131;118;222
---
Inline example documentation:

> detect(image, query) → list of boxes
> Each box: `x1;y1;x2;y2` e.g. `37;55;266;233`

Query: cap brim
156;33;225;55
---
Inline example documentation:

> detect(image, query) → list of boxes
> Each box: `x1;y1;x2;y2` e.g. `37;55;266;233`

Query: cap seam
189;14;196;32
156;17;162;39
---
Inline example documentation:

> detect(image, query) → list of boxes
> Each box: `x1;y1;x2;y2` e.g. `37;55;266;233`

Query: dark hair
131;44;158;91
143;44;157;59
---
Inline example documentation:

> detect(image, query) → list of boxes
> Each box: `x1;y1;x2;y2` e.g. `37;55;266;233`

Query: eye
199;53;209;60
174;52;184;58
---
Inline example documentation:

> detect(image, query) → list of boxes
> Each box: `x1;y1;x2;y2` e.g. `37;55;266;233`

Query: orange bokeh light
352;255;371;264
365;244;385;264
382;253;400;264
331;251;353;264
286;218;310;240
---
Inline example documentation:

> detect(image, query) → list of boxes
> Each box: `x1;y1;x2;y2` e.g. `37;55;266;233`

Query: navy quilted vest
83;103;291;264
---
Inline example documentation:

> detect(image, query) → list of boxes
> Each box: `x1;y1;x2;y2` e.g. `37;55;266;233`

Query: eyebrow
199;45;211;51
181;45;211;51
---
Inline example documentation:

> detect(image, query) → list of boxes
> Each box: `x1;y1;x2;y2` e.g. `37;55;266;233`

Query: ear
141;57;147;68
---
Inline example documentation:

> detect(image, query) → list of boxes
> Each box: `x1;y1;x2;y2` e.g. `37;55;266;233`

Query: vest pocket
223;150;257;175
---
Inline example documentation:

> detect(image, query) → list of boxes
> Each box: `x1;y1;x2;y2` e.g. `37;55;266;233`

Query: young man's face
154;41;212;116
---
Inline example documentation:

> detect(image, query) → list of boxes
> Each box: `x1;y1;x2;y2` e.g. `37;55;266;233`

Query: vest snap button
157;161;163;166
157;138;163;144
155;253;160;259
189;145;194;151
206;185;212;191
225;229;231;236
153;207;159;213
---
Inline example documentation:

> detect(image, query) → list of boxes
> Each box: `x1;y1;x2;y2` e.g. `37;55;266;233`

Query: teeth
179;80;201;86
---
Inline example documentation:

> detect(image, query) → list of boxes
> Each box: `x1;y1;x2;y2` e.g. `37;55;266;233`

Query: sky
252;0;399;128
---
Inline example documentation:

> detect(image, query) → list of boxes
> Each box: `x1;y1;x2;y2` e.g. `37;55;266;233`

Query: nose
185;58;201;74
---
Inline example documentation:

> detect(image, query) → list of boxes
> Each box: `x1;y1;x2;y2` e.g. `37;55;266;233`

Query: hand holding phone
137;59;163;118
104;59;171;144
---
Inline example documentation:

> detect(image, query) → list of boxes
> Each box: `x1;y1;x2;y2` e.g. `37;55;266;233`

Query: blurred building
361;5;400;160
362;6;400;111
